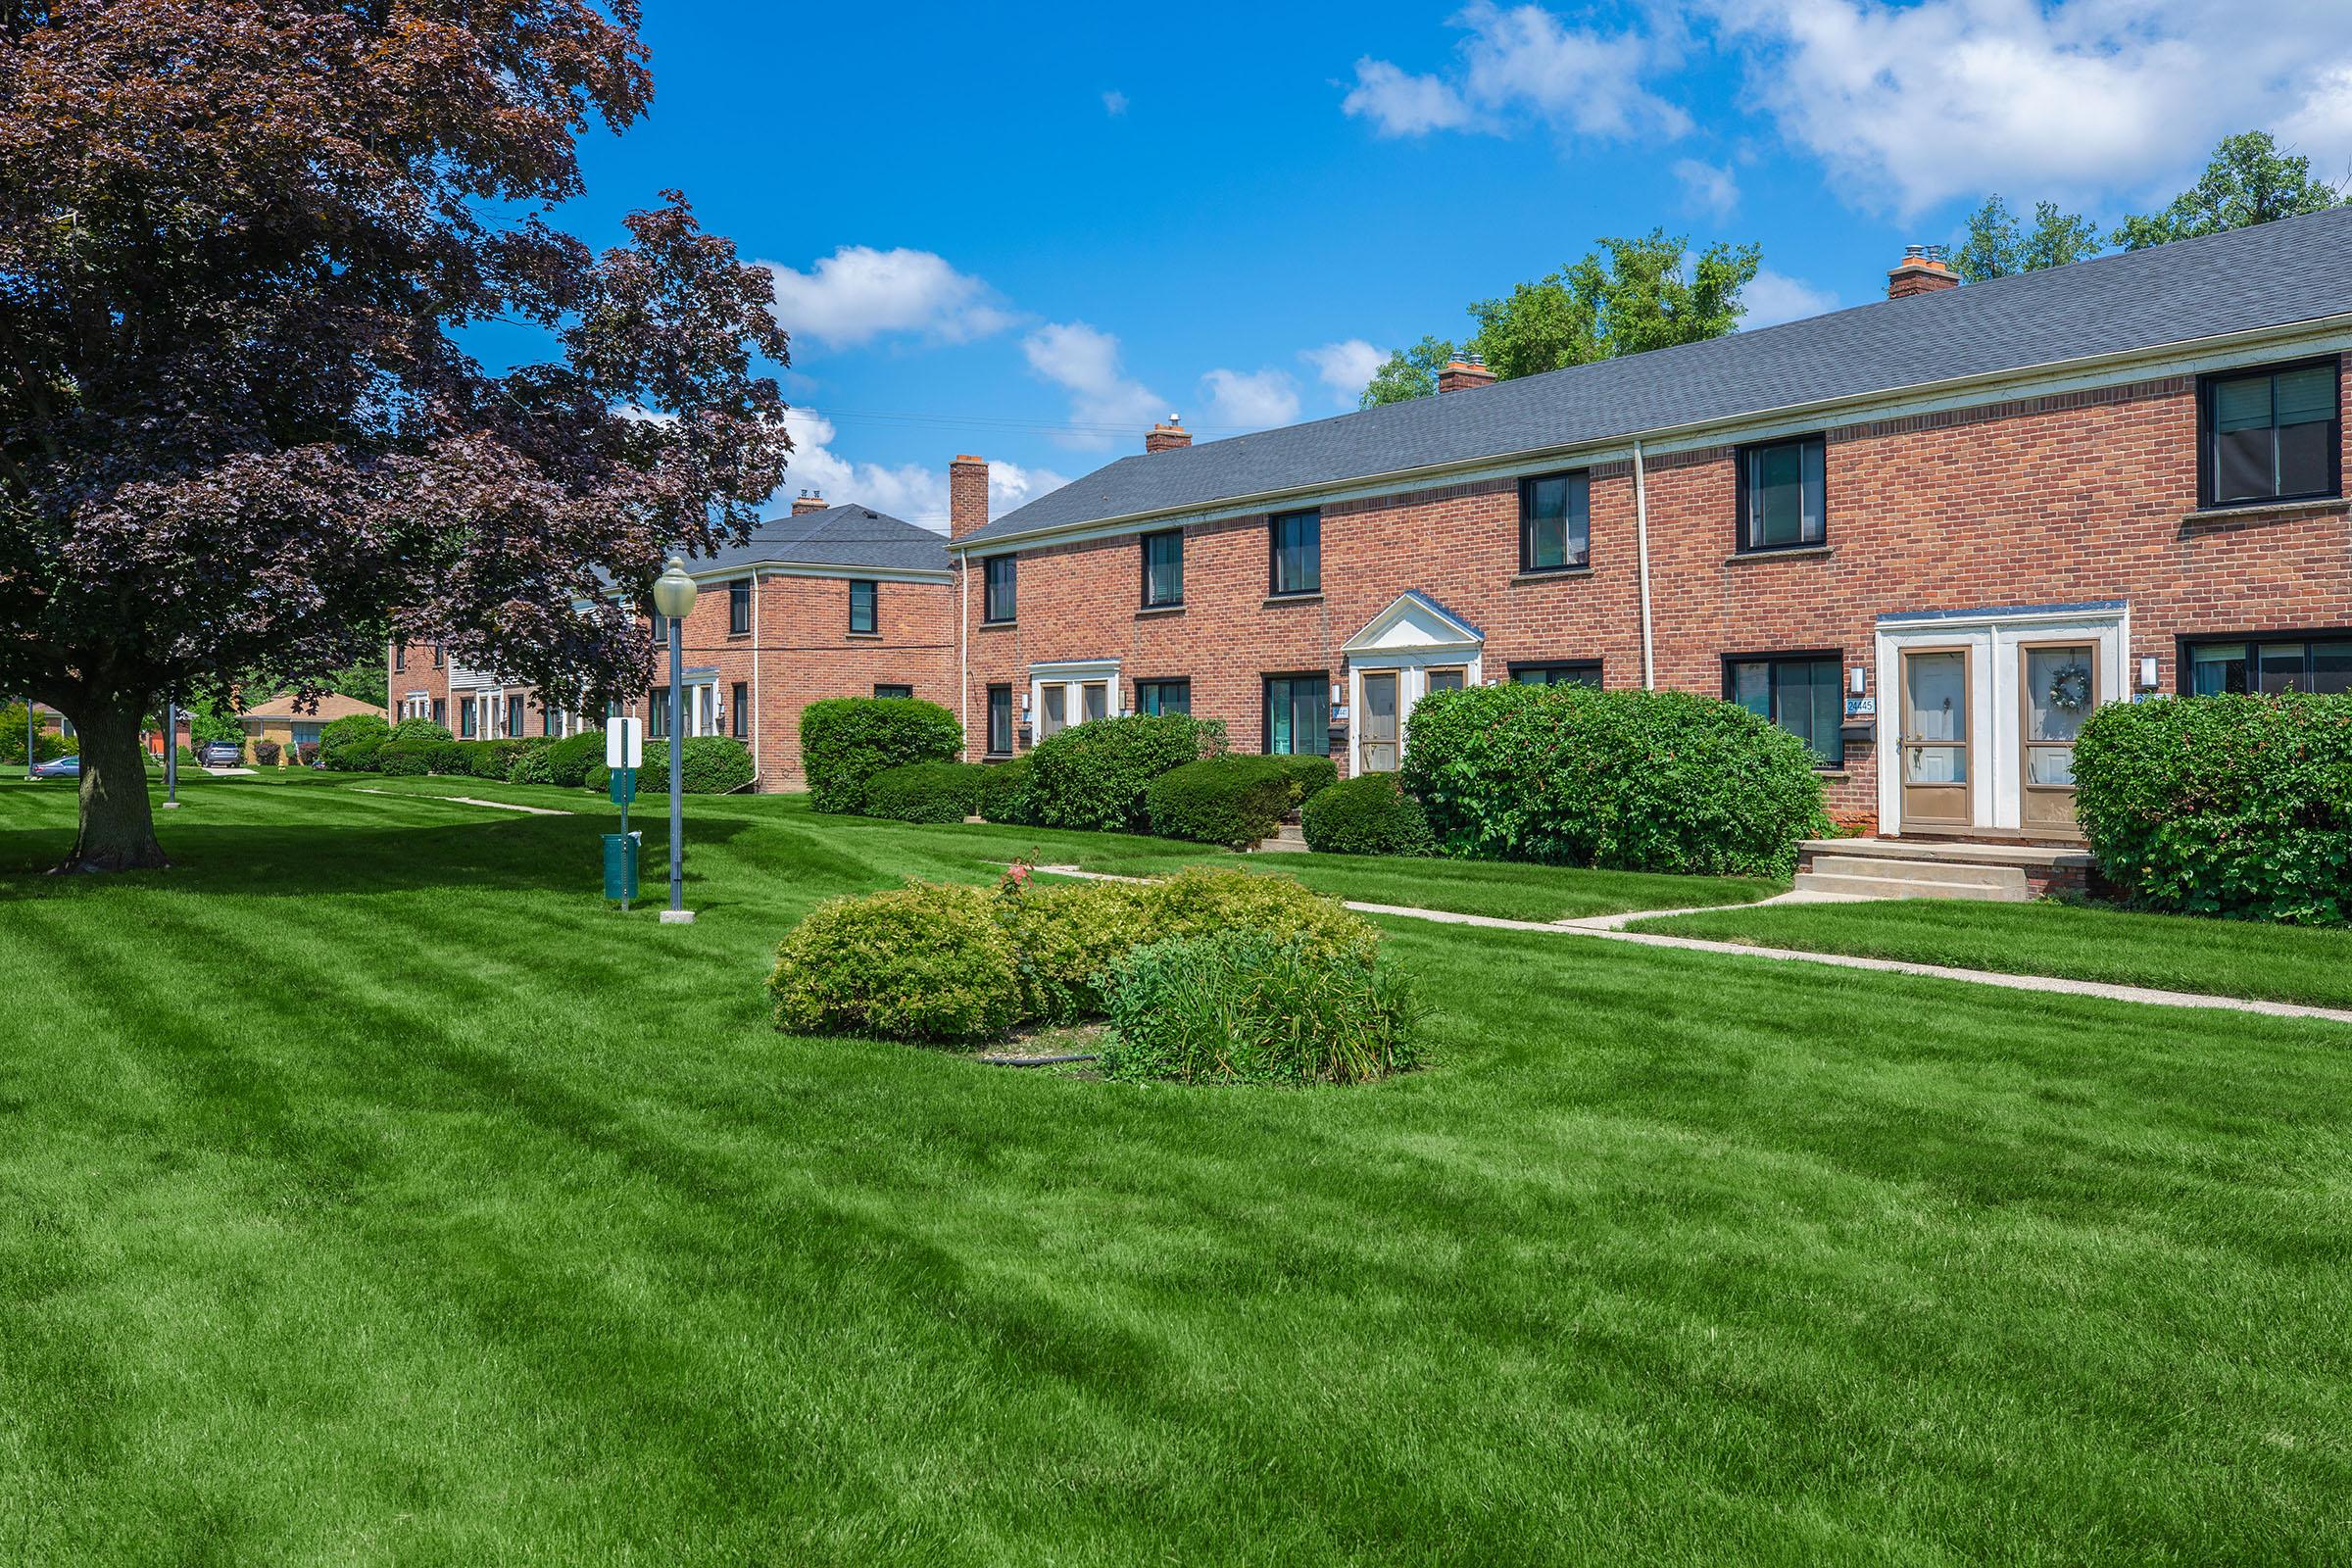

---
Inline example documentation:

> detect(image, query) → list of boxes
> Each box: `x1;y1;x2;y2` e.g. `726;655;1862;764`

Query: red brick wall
958;363;2352;828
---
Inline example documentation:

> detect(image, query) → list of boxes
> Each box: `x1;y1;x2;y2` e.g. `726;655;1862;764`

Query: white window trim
1027;659;1121;740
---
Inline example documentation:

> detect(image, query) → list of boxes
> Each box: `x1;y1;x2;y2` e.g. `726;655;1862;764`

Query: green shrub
768;883;1022;1043
862;760;990;823
997;878;1153;1023
252;738;282;767
801;698;960;812
1099;932;1420;1086
978;757;1037;824
641;736;756;794
1147;756;1296;849
584;759;611;793
544;729;606;788
1027;714;1227;832
2075;692;2352;924
507;746;555;785
0;703;74;766
317;713;390;771
389;717;453;745
1301;774;1434;857
1269;754;1339;806
376;739;434;776
1401;684;1829;877
451;738;527;779
1137;866;1378;967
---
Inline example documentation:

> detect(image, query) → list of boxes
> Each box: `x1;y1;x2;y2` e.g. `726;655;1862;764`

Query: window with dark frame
649;609;667;645
1263;673;1329;756
394;644;406;673
2186;634;2352;695
983;557;1016;623
543;706;557;737
2201;360;2341;508
1737;435;1827;552
459;699;476;738
873;683;913;700
431;698;445;727
731;681;749;739
1142;529;1184;608
1509;662;1603;688
1268;510;1321;597
506;694;523;738
1519;470;1592;572
649;686;668;739
1726;654;1844;767
986;684;1014;755
433;644;444;668
849;579;878;635
729;578;751;634
1136;679;1190;716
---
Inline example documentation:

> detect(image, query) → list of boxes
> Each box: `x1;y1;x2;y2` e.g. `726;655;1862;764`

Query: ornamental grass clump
1098;932;1421;1086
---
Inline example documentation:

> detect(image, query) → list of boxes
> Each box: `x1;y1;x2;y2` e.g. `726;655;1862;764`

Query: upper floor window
1737;435;1826;552
1520;471;1591;572
2202;360;2340;508
849;579;877;635
1269;509;1320;597
649;608;668;645
1142;530;1184;608
1511;662;1602;688
394;644;407;673
1727;653;1843;767
729;578;752;635
432;643;444;669
983;556;1016;623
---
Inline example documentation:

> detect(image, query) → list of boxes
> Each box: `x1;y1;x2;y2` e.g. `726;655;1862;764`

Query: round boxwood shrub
862;760;990;823
1268;754;1339;806
389;716;453;745
318;712;390;771
1147;756;1295;849
1026;713;1226;833
1401;684;1829;877
639;736;756;794
768;882;1023;1043
801;697;961;812
978;756;1036;824
2075;692;2352;924
1301;774;1434;857
1099;932;1421;1086
543;729;606;788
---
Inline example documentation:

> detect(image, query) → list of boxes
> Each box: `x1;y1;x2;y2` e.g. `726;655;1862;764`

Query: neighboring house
947;213;2352;840
388;498;955;790
240;691;383;761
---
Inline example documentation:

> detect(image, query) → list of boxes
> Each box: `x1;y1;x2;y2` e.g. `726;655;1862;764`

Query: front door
1359;671;1399;772
1899;648;1972;828
2020;643;2095;834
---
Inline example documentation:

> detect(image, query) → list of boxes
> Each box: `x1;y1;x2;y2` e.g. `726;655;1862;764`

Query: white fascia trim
948;314;2352;559
739;563;952;586
1028;658;1122;681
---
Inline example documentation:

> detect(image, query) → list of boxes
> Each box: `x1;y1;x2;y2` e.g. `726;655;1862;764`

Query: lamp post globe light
650;557;699;923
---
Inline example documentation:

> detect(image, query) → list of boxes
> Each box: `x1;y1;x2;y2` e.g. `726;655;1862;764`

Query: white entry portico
1342;592;1484;776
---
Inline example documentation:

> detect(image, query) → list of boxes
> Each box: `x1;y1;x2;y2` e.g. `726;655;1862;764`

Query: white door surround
1875;602;2128;838
1028;659;1121;741
1342;592;1485;776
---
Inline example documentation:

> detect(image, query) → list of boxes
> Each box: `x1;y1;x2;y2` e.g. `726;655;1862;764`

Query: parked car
29;755;79;779
199;741;243;766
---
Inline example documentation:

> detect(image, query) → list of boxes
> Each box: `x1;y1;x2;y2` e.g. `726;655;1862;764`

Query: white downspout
1634;439;1656;690
751;571;764;788
957;555;970;760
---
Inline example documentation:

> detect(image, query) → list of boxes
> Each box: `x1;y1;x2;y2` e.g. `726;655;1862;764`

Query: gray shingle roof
694;504;950;576
959;207;2352;550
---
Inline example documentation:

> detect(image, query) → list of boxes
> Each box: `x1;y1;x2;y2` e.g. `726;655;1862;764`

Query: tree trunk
56;697;169;873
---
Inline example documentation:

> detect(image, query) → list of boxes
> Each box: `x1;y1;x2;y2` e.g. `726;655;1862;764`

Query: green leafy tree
1466;230;1760;380
2;701;73;765
1358;336;1457;409
1955;196;2101;280
328;660;389;710
2113;131;2349;249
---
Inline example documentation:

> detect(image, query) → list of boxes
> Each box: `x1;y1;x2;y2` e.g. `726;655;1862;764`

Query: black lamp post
650;557;699;924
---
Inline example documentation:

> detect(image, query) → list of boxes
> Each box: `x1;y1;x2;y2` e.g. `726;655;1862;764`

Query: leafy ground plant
1099;931;1421;1085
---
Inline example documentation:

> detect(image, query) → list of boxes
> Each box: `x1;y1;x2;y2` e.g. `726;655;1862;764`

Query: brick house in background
390;498;954;790
946;212;2352;840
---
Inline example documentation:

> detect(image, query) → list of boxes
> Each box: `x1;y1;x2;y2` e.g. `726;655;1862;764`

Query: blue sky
543;1;2352;529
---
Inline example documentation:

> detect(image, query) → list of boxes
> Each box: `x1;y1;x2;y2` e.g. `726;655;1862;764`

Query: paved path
348;787;573;817
1031;865;2352;1028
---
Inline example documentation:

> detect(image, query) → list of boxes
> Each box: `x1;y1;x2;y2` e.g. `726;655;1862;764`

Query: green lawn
3;776;2348;1564
1631;895;2352;1010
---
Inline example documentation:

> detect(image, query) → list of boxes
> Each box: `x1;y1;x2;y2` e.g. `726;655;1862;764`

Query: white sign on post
606;716;644;769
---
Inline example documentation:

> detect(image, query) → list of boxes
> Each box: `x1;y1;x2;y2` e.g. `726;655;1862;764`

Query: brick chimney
1438;353;1497;393
1146;416;1192;453
1887;243;1958;299
949;454;989;539
790;488;827;515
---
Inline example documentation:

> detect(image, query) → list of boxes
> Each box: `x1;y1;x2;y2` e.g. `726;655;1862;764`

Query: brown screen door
1900;648;1971;828
2021;644;2095;833
1359;672;1399;772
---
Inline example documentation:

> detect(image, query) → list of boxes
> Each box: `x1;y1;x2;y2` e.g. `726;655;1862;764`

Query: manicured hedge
862;761;991;823
641;736;756;795
452;738;534;779
1401;684;1830;877
1301;773;1434;857
1026;714;1226;833
801;698;960;812
978;757;1036;824
543;729;606;788
1147;756;1297;849
1269;754;1339;806
2075;692;2352;924
388;717;453;745
318;713;390;771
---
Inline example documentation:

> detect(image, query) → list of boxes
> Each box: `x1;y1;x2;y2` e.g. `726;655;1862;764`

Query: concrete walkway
348;787;572;817
1030;865;2352;1029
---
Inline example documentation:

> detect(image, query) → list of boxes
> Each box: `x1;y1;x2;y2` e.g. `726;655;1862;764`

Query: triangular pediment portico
1341;591;1484;657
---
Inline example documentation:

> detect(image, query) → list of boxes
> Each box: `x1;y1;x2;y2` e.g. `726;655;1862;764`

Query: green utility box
609;766;637;806
602;831;640;902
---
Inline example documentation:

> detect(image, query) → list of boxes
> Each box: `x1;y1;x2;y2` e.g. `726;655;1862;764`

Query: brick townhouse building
947;210;2352;840
390;499;954;790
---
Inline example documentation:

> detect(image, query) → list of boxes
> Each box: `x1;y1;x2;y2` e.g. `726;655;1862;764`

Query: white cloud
761;246;1012;349
1673;157;1740;219
1702;0;2352;215
1102;88;1129;116
1200;368;1302;430
1020;321;1168;450
1345;2;1688;142
1741;268;1840;327
778;407;1068;532
1300;339;1387;407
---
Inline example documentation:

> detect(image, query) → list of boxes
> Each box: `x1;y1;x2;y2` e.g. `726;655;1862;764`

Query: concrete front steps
1251;814;1309;854
1792;837;2096;903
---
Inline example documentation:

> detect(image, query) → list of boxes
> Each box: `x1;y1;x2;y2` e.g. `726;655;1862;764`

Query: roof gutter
947;311;2352;556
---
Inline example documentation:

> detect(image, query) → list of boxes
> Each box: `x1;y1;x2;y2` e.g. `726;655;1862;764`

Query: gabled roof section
1342;590;1485;655
239;692;383;723
693;504;951;577
957;207;2352;551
